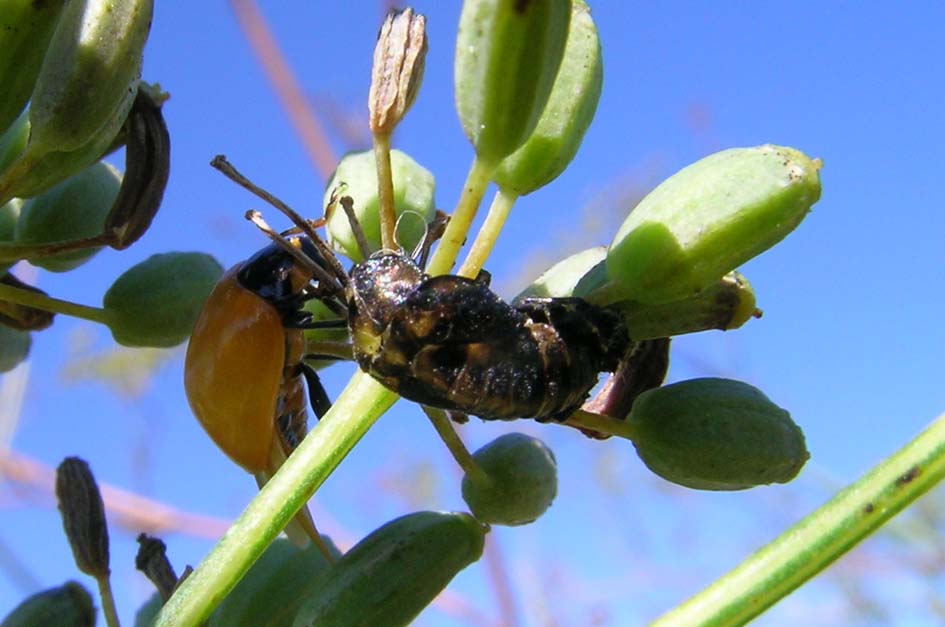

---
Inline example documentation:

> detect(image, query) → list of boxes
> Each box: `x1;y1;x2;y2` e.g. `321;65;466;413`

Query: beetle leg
299;362;333;419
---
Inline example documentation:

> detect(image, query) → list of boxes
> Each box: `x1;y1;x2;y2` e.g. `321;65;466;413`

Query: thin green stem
155;371;397;627
652;411;945;627
564;409;637;441
0;234;112;263
0;282;111;324
426;156;495;276
372;132;396;251
421;406;491;489
96;574;121;627
458;187;518;279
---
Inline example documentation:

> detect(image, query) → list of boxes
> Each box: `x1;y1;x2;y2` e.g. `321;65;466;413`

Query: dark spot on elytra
863;503;874;514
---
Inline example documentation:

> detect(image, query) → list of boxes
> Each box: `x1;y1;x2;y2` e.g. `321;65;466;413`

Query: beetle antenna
211;155;349;286
331;193;372;260
246;210;344;294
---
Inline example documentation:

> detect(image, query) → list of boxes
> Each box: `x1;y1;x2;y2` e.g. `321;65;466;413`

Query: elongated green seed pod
103;253;223;347
492;0;602;195
292;511;488;627
27;0;153;156
607;145;822;304
628;378;809;490
14;161;122;272
455;0;571;165
0;0;68;134
324;149;435;262
0;581;95;627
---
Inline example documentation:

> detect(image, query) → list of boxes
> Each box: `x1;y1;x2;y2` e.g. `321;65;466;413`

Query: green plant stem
565;409;637;440
372;131;396;250
652;411;945;627
458;187;518;279
0;234;112;263
421;406;491;488
426;156;495;276
0;281;111;324
155;371;397;627
96;574;120;627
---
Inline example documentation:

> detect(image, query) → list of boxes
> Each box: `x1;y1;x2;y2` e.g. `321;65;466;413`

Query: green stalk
652;411;945;627
372;132;396;251
426;156;494;276
457;187;517;279
421;406;491;489
155;371;397;627
96;575;120;627
0;281;110;324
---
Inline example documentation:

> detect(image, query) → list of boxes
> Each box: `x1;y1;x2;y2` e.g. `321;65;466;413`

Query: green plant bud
0;325;30;372
103;252;224;347
0;110;30;177
0;581;95;627
0;199;22;274
607;145;822;304
292;511;487;627
55;457;111;578
611;271;759;340
0;80;135;203
324;149;435;262
516;246;606;299
455;0;571;164
628;378;809;490
27;0;153;157
462;433;558;526
135;593;162;627
210;538;340;627
0;0;68;134
14;161;121;272
492;0;601;194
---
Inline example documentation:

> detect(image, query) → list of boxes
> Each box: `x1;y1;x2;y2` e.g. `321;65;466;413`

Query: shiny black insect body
346;252;631;422
212;156;634;424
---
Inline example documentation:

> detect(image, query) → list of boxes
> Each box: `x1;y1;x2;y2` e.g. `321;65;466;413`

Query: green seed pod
0;325;31;372
455;0;571;165
516;246;606;300
0;110;30;177
492;0;602;195
134;593;162;627
607;145;822;304
462;433;557;526
27;0;153;157
628;377;809;490
292;511;487;627
0;581;95;627
0;0;68;135
324;149;435;262
103;252;224;348
0;80;135;203
210;538;340;627
0;199;22;274
14;161;121;272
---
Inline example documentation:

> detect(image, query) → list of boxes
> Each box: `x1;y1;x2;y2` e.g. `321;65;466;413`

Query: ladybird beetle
184;234;342;552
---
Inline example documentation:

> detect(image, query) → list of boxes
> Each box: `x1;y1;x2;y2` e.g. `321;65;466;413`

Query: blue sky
3;2;945;625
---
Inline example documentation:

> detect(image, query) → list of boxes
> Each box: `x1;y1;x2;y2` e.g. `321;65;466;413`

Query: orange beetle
184;235;343;552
